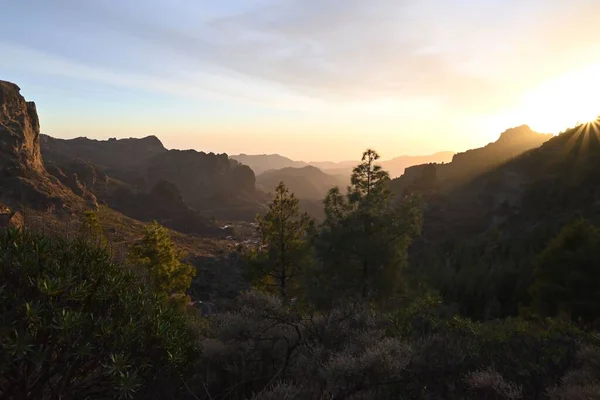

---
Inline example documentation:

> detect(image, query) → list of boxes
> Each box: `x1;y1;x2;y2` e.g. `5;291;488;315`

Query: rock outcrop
0;81;78;211
41;134;167;170
0;208;24;229
41;135;262;220
0;81;44;175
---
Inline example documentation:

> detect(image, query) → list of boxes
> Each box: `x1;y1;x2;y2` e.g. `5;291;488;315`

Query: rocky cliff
0;81;44;175
0;81;78;211
41;134;167;170
40;134;263;223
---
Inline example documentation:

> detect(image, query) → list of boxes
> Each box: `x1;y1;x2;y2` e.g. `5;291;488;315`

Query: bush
0;228;197;399
185;288;598;400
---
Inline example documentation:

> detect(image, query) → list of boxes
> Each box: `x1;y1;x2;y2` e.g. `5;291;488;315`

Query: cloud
202;0;600;110
0;42;320;110
4;0;600;114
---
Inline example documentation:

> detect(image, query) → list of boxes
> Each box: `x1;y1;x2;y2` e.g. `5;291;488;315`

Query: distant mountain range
231;151;455;178
0;77;574;239
256;165;348;200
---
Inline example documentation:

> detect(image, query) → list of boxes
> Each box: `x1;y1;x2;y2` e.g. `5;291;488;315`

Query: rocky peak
496;125;549;144
0;80;44;174
40;134;168;170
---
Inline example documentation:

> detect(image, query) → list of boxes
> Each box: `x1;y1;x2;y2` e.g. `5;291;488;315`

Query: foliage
530;219;600;323
186;289;597;400
314;149;422;306
78;210;107;247
547;344;600;399
246;182;314;300
128;221;195;305
0;228;197;400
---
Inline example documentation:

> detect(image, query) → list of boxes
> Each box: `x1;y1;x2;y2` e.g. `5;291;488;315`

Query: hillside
391;125;553;196
439;120;600;237
407;119;600;319
230;153;307;175
256;165;348;200
0;78;249;299
41;135;264;221
381;151;455;178
41;134;167;170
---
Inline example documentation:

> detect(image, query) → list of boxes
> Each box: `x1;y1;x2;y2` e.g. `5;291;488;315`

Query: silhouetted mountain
436;120;600;238
406;119;600;319
232;151;455;178
41;135;264;222
257;165;348;200
231;154;307;175
41;134;167;170
381;152;454;178
391;125;553;196
0;80;81;211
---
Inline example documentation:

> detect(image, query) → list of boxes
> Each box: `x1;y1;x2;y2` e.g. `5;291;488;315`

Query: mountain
256;165;348;200
381;152;454;178
405;119;600;319
432;120;599;238
41;135;264;222
230;154;307;175
232;151;455;178
391;125;553;196
0;80;81;212
40;134;167;170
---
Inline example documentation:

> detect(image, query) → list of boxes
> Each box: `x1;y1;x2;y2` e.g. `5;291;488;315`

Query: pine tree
530;219;600;322
128;221;195;304
78;210;107;247
316;149;422;305
247;182;314;300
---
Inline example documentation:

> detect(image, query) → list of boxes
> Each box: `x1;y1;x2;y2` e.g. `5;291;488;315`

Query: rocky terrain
41;134;265;226
0;80;82;212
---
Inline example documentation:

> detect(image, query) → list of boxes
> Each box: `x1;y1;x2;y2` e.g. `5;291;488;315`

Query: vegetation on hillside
0;229;197;399
2;136;600;399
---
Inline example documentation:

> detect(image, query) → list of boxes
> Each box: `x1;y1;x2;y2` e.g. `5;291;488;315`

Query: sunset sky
2;0;600;161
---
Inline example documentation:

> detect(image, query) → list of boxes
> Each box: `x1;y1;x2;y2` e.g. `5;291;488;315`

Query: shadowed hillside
256;165;348;200
407;118;600;319
391;125;553;197
42;135;266;222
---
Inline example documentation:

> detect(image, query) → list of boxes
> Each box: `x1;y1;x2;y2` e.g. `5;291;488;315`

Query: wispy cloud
3;0;599;113
0;41;323;111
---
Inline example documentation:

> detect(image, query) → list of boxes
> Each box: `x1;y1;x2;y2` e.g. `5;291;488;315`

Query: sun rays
560;117;600;162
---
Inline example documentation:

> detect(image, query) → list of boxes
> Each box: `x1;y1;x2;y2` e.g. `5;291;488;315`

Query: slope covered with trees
407;119;600;320
3;77;600;399
3;140;600;399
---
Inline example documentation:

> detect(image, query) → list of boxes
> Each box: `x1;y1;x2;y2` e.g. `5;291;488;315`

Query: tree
247;182;313;300
315;149;422;305
0;228;196;399
530;219;600;323
128;221;195;304
78;210;107;247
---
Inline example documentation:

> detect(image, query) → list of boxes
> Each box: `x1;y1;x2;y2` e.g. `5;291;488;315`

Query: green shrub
0;228;197;399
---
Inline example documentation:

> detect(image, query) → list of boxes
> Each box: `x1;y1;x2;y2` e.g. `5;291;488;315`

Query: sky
1;0;600;162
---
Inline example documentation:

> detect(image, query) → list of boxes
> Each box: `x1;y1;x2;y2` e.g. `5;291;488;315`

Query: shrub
0;228;197;399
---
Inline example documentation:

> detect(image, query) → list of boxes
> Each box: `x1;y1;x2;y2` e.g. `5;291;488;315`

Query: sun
520;63;600;133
